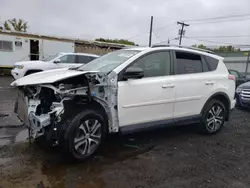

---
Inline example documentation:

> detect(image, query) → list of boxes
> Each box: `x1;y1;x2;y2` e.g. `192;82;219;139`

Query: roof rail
151;44;215;54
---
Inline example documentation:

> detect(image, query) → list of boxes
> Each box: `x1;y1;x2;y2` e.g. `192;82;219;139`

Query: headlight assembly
236;86;243;93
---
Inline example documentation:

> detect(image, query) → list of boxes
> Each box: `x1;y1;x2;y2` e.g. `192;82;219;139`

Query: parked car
235;81;250;108
11;45;236;162
11;52;99;79
228;69;250;88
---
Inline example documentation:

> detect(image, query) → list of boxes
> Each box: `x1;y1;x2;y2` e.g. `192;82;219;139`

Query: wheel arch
201;92;231;121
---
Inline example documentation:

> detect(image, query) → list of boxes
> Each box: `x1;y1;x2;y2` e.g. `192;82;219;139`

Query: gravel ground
1;76;250;188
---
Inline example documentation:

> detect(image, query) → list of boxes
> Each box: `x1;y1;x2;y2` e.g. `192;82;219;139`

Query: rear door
173;51;216;118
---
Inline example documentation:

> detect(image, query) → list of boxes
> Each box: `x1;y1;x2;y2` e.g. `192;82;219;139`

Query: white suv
11;52;99;79
11;45;236;162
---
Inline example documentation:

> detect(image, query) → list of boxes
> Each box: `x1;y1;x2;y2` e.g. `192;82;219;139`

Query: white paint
0;33;74;67
0;34;30;67
118;76;175;126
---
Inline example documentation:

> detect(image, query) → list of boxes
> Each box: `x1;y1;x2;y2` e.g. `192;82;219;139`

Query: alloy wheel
206;105;224;132
74;119;102;155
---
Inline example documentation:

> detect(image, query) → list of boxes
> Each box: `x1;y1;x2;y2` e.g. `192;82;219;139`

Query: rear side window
204;56;219;71
77;55;93;64
175;52;202;74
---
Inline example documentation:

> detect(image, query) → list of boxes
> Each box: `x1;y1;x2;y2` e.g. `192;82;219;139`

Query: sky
0;0;250;47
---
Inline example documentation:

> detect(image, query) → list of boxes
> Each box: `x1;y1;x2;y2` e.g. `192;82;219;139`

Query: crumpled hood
14;60;45;66
11;68;99;86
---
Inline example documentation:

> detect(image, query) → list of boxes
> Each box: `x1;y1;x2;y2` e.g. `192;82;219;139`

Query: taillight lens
228;74;235;81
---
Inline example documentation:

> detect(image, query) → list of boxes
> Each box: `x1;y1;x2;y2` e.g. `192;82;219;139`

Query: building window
0;40;13;51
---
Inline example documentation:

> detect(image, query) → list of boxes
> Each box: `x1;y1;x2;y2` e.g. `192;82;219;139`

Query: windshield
42;53;60;62
77;49;141;72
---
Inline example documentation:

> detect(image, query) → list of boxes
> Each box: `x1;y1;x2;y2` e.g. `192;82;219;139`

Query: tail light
228;74;235;81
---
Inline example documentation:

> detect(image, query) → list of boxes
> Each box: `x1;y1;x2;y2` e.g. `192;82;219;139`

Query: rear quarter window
204;56;219;71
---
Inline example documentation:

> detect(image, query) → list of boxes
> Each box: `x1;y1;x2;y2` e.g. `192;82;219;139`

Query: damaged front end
14;71;119;146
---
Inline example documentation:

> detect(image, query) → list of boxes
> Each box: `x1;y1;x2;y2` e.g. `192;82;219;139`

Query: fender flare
201;92;231;120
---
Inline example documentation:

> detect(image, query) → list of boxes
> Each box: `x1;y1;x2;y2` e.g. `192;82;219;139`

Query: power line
152;31;162;42
184;36;244;45
187;35;250;39
190;17;250;25
125;23;176;40
183;13;250;22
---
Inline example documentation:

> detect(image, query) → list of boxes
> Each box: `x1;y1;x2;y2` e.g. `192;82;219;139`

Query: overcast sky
1;0;250;47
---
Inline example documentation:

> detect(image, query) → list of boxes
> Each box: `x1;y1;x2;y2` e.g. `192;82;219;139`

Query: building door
30;40;39;60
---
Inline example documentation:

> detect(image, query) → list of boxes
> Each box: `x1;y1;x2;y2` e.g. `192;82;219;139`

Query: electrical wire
190;17;250;25
186;35;250;39
183;13;250;22
184;36;248;46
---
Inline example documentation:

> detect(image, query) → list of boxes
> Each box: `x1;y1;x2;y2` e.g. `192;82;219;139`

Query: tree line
192;44;241;52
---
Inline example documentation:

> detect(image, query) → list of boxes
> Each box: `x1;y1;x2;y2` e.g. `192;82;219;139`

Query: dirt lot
1;76;250;188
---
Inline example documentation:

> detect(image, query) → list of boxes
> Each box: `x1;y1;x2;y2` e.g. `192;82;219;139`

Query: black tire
59;109;108;162
199;99;227;134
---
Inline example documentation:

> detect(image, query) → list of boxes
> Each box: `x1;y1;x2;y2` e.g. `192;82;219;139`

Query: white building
0;30;129;68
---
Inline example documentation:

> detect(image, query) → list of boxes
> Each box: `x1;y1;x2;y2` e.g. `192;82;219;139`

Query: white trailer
0;30;74;68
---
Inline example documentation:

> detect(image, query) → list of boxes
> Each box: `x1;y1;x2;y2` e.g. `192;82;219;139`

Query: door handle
205;81;214;85
162;84;175;88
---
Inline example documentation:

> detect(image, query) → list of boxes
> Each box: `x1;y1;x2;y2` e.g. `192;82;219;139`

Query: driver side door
117;51;175;131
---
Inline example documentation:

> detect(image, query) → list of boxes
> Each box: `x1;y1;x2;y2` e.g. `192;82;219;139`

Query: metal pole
177;22;189;45
149;16;153;47
245;50;250;77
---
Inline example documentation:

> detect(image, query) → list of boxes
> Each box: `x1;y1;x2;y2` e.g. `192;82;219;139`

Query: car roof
123;46;223;60
59;52;99;57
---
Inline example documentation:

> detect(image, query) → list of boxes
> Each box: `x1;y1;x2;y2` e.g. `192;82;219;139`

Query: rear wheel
199;99;226;134
60;109;108;162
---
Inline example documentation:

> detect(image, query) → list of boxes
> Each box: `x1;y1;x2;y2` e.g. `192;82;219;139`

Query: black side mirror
123;67;144;80
54;59;61;64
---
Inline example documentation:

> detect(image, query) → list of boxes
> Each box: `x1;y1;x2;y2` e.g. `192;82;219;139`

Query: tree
95;38;138;46
192;44;241;52
3;18;28;32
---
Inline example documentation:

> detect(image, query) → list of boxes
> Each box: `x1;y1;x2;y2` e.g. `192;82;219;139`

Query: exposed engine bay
15;72;119;145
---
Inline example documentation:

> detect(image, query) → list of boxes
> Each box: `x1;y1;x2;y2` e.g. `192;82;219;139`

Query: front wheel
60;109;108;162
199;99;226;134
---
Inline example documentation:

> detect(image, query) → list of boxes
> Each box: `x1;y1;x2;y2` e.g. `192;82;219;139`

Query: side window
175;52;202;74
59;55;76;63
77;55;93;64
0;40;13;51
204;56;219;71
129;51;171;78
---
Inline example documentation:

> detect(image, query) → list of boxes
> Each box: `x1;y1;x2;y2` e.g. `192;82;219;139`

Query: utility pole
177;21;189;45
245;50;250;77
149;16;153;47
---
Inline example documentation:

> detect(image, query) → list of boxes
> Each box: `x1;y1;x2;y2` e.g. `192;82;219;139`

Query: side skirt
119;115;201;135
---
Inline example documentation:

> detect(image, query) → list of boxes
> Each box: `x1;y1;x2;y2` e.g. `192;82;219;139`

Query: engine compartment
15;71;119;144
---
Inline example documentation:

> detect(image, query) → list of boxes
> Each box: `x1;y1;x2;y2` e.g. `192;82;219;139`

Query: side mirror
123;67;144;80
54;59;61;64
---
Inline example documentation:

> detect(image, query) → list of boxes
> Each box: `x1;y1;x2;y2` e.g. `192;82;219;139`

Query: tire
199;99;227;134
59;109;108;162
